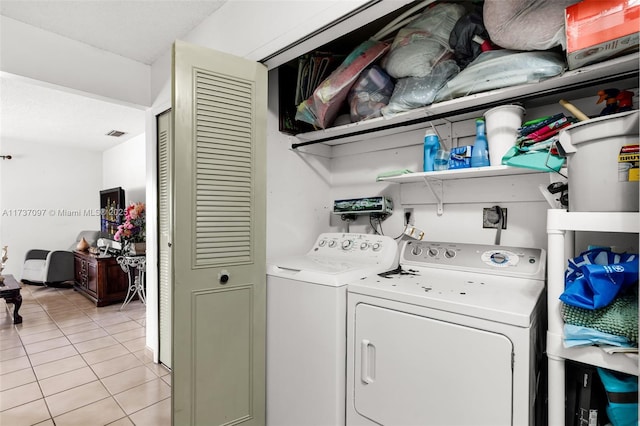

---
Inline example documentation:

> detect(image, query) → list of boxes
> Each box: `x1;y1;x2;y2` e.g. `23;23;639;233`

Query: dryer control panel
401;241;545;280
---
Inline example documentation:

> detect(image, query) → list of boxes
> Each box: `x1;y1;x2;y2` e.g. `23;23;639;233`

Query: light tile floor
0;283;171;425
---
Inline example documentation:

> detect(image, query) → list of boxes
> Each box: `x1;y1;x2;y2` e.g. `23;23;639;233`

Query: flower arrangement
114;202;146;248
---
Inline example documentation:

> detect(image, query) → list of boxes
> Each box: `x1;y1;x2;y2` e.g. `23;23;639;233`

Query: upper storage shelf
290;53;639;149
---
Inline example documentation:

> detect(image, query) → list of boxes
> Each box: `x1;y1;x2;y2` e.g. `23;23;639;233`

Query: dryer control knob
360;242;368;250
328;240;337;248
342;240;353;250
444;249;456;259
428;248;439;257
411;246;422;256
372;243;382;251
318;239;326;247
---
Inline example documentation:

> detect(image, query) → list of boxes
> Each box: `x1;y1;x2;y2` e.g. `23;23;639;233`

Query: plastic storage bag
596;368;639;426
449;5;489;69
560;248;639;310
295;40;390;129
483;0;577;51
435;50;566;101
382;2;465;79
348;65;394;122
382;59;459;117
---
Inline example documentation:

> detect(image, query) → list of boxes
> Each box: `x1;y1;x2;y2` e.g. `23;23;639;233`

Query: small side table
116;255;146;310
0;274;22;324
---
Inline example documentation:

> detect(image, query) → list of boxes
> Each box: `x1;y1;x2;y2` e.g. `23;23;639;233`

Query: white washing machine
267;233;399;426
346;240;546;426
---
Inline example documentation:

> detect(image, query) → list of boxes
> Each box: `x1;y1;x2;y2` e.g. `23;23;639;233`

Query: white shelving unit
546;209;639;426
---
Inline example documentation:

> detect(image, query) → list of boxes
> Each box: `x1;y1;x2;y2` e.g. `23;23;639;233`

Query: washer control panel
312;233;398;263
401;241;545;279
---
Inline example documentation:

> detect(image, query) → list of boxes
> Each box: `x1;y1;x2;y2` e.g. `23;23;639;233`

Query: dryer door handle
361;339;376;384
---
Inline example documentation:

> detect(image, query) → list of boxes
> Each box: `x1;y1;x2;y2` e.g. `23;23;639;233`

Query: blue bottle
423;130;440;172
471;118;490;168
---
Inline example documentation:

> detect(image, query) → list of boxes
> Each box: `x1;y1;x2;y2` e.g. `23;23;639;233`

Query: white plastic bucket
484;104;525;166
557;110;639;212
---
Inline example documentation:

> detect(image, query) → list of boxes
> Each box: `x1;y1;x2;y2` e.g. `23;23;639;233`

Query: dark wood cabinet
73;251;129;307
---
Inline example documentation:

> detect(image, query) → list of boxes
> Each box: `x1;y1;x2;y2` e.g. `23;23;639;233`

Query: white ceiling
0;0;227;152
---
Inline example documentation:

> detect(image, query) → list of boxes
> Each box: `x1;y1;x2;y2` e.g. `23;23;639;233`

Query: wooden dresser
73;251;129;307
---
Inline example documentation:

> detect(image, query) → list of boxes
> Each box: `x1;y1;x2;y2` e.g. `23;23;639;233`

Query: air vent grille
106;130;126;137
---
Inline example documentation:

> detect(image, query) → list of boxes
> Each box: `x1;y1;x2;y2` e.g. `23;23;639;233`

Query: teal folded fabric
376;169;413;181
561;290;638;344
563;324;633;348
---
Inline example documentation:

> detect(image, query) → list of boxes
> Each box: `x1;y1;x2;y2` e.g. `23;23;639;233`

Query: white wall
326;124;552;250
0;139;102;277
102;133;147;206
265;70;333;260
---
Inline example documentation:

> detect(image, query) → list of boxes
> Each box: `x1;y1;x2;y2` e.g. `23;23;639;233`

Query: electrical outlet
404;225;425;240
483;207;507;229
403;208;414;225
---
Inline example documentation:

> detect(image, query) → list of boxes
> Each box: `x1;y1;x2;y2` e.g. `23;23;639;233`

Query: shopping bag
560;248;638;310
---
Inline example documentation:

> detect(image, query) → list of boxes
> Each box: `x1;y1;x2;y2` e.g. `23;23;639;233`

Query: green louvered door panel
157;110;172;369
194;71;253;267
171;40;267;426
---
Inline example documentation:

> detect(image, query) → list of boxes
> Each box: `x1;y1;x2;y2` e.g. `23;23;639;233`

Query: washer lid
268;255;395;287
348;267;544;327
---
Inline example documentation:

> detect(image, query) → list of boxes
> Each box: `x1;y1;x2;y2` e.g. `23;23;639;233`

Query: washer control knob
444;249;456;259
360;242;369;250
491;252;508;264
372;243;382;251
328;240;337;248
428;248;439;257
411;246;422;256
342;240;353;250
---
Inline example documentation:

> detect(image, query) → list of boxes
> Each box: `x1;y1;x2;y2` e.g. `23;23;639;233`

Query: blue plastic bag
596;368;638;426
560;248;638;310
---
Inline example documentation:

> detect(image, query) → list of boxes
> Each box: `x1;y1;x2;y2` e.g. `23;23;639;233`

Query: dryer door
354;303;514;426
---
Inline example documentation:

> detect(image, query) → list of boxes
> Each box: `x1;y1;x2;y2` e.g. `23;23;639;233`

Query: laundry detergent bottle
423;130;440;172
471;118;490;168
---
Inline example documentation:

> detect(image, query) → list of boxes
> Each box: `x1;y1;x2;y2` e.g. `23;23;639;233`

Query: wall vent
106;130;126;137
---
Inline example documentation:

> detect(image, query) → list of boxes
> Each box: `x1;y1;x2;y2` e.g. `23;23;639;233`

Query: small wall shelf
379;165;549;215
378;165;547;183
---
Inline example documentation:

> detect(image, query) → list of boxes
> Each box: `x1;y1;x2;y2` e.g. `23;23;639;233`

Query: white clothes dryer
346;240;546;426
267;233;399;426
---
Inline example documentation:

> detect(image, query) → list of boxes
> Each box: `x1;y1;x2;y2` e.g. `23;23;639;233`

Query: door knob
218;270;230;284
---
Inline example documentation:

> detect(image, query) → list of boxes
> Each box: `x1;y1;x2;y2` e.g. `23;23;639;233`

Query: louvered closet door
171;40;267;426
157;110;172;369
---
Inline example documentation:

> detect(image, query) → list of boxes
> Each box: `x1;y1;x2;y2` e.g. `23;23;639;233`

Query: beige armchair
21;230;101;286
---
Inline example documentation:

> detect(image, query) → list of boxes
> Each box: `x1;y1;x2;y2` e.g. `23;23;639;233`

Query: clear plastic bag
382;59;459;117
382;2;466;79
295;40;390;129
435;50;566;101
348;65;394;122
